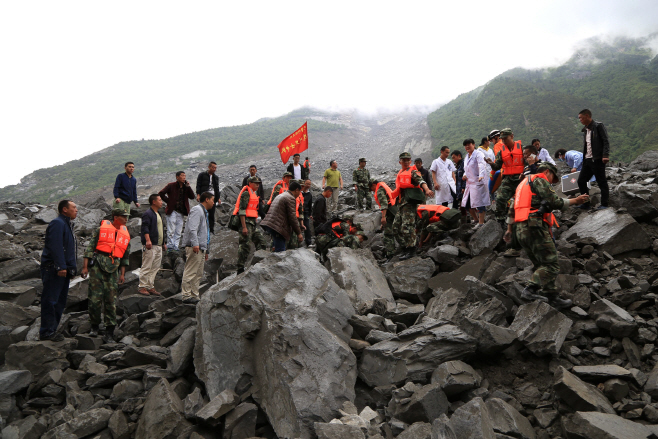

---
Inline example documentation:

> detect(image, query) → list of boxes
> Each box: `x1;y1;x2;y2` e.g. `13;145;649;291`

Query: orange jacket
267;180;289;205
295;193;304;218
417;205;450;223
96;220;130;258
373;182;396;208
514;173;558;228
232;186;259;218
501;141;524;176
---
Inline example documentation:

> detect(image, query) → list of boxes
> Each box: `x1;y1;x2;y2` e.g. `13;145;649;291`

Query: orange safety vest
95;220;130;258
373;182;396;208
295;193;304;218
493;140;504;157
331;221;344;238
501;141;524;176
232;186;260;218
514;173;558;229
303;159;309;168
395;165;419;190
417;205;450;223
267;180;289;205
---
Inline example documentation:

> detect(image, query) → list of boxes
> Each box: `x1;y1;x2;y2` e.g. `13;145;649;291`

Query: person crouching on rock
315;215;366;259
504;163;589;309
416;204;461;247
81;208;131;343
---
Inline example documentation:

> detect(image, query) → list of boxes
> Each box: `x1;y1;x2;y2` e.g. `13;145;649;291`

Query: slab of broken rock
509;301;573;356
553;366;616;414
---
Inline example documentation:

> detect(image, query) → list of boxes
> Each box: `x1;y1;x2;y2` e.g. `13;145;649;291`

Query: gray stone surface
509;301;572;356
485;398;535;439
42;408;112;439
572;365;634;381
589;299;638;338
134;378;192;439
0;301;39;327
0;285;37;307
397;422;432;439
469;220;503;256
195;249;356;439
223;402;258;439
561;411;653;439
562;209;651;255
167;326;195;376
5;340;73;380
325;247;395;308
384;256;435;302
35;208;58;224
195;389;239;425
0;370;32;394
387;382;449;424
431;360;481;396
314;423;365;439
446;397;495;439
553;366;615;414
0;258;40;282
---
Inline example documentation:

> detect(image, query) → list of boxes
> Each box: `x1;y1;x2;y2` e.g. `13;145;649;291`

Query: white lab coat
478;146;495;175
430;157;456;205
537;147;556;165
462;149;491;208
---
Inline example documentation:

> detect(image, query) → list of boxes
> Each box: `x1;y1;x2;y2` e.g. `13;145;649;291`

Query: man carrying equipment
81;208;131;343
504;163;589;309
353;158;372;210
369;178;398;259
485;128;524;226
268;172;293;205
233;176;268;274
391;152;434;261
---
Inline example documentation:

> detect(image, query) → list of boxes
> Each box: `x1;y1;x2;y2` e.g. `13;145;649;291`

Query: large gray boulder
562;209;651;255
509;301;572;356
359;319;476;387
42;407;112;439
0;242;27;262
629;150;658;172
35;208;58;224
469;220;503;256
134;378;192;439
0;258;40;282
325;247;395;308
5;340;73;380
485;398;535;439
194;249;357;439
561;411;653;439
611;183;658;221
384;257;435;303
446;397;495;439
0;301;39;327
589;299;638;338
0;370;32;394
73;208;106;236
554;366;615;414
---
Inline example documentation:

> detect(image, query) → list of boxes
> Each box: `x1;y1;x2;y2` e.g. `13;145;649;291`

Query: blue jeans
263;226;287;252
40;266;70;337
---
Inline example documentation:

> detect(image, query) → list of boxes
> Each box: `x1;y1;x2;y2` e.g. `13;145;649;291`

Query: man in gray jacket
180;192;214;304
260;181;304;252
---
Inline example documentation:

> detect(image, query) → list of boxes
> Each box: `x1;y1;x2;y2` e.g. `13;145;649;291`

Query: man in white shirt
531;139;556;165
288;154;303;180
430;146;456;206
478;137;496;175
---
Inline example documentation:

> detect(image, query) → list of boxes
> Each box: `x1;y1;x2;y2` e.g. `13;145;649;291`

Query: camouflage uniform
392;169;427;248
489;149;523;222
84;226;131;327
236;190;267;271
509;176;569;295
315;221;362;258
353;167;372;209
269;182;286;205
375;186;398;254
417;208;461;240
287;191;305;249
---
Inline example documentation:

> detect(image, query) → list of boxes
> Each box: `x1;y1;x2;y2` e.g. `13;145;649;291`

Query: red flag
277;122;308;164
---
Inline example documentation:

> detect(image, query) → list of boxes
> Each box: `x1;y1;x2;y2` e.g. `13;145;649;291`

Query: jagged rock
508;301;572;356
561;411;653;439
427;245;460;265
553;366;615;414
35;208;58;224
42;408;113;439
469;220;503;256
142;368;175;392
572;365;634;381
384;301;425;326
643;363;658;398
397;422;432;439
446;397;495;438
167;326;195;376
485;398;535;439
161;304;196;329
118;346;167;368
80;355;108;375
430;360;481;396
183;387;205;419
0;242;27;262
314;423;365;439
611;183;658;221
160;317;196;347
425;288;466;322
387;382;449;424
195;249;356;439
5;340;74;380
563;209;651;255
75;334;103;350
456;318;517;354
110;380;144;403
0;285;37;307
118;294;160;315
0;301;39;326
589;299;637;338
65;381;95;412
108;410;130;439
195;389;239;426
223;402;257;439
629;150;658;172
359;319;476;387
86;365;151;389
602;378;629;402
0;258;40;282
1;414;48;439
134;378;192;439
431;414;456;439
384;257;435;303
0;370;32;394
325;247;395;308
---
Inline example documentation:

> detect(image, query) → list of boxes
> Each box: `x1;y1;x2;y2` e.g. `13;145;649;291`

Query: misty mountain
428;35;658;160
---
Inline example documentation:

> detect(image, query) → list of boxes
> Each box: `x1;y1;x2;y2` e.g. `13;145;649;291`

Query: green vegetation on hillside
428;36;658;162
0;108;344;203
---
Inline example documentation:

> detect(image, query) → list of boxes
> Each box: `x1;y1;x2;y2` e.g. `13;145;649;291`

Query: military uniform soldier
233;176;268;274
353;158;372;210
80;208;131;343
315;216;366;258
392;152;434;260
485;128;525;225
267;172;293;206
369;178;398;258
416;205;461;246
505;163;589;309
287;180;306;250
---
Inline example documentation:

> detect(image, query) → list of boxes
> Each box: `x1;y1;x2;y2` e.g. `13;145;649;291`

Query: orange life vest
295;193;304;218
417;205;450;223
95;220;130;258
267;180;289;205
232;186;259;218
514;173;558;229
493;140;504;157
395;165;419;190
331;221;344;238
303;159;309;168
501;141;524;176
373;182;396;208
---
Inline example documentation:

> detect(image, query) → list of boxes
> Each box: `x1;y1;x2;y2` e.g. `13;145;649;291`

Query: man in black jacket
302;180;314;245
312;187;333;230
139;194;167;296
577;109;610;210
287;153;309;180
241;165;265;200
196;161;221;233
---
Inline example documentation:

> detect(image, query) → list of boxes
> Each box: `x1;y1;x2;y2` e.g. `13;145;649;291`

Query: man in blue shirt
555;148;595;182
113;161;140;218
40;200;79;341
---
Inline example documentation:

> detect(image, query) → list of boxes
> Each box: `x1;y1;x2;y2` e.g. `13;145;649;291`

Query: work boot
399;247;416;261
89;325;99;337
103;326;116;344
546;293;573;310
138;288;150;296
148;288;161;296
520;285;548;303
502;248;521;257
40;332;65;342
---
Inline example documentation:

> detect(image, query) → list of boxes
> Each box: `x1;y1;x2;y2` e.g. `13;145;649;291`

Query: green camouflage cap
399;152;412;159
537;162;558;177
356;231;368;240
359;157;367;163
368;178;378;186
112;208;129;217
500;128;514;138
247;176;261;184
282;172;293;178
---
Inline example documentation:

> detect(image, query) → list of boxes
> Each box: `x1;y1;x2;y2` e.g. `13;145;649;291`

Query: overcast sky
1;0;657;188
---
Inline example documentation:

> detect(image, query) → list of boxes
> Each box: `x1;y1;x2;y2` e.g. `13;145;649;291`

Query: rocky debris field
2;151;658;438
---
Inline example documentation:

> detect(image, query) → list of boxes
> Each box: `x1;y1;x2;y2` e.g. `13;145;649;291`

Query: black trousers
40;267;69;337
303;217;312;245
208;203;216;233
578;158;609;207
